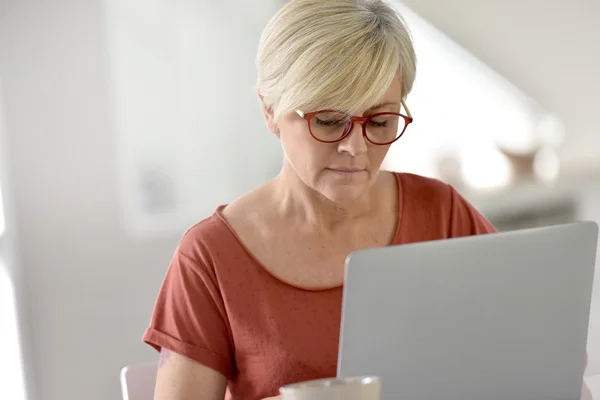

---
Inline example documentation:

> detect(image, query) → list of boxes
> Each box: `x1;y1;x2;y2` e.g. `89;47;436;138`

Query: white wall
0;1;280;399
105;0;282;238
401;0;600;170
0;2;171;399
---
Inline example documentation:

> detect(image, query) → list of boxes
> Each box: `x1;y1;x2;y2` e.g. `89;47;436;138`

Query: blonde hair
256;0;417;121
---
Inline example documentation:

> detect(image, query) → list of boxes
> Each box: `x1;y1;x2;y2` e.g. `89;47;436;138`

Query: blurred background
0;0;598;399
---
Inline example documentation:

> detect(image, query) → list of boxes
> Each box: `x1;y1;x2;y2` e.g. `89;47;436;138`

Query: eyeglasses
296;99;413;145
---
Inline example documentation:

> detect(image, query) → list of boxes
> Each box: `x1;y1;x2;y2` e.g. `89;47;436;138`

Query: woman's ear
258;93;280;135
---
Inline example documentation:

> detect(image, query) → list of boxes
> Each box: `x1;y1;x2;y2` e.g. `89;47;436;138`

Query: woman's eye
315;117;348;126
369;120;388;127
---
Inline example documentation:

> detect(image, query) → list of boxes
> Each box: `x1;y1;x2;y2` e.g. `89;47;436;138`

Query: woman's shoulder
175;185;270;274
393;171;455;211
176;207;239;263
392;171;496;240
394;171;451;197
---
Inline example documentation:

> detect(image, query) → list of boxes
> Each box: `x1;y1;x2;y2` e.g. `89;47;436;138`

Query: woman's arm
154;349;227;400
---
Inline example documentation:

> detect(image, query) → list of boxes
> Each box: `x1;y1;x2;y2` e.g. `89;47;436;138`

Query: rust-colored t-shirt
143;173;496;399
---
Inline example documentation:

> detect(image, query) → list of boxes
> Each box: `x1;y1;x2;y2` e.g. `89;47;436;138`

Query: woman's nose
337;122;368;156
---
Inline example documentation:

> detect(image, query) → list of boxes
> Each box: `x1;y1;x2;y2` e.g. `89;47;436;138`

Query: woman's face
265;76;403;205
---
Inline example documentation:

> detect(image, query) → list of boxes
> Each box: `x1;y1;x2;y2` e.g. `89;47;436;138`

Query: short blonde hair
256;0;416;121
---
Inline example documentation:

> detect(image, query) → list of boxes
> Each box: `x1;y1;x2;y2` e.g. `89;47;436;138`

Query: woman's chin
318;184;370;205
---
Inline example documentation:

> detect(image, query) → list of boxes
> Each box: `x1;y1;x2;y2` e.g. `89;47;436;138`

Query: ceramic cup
279;376;381;400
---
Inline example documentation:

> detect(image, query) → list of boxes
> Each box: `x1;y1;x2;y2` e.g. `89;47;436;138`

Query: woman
143;1;589;399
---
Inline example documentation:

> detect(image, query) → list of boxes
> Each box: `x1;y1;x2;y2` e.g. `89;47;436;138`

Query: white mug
279;376;381;400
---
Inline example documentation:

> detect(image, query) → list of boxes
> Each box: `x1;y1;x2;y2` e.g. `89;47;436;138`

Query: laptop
338;221;598;400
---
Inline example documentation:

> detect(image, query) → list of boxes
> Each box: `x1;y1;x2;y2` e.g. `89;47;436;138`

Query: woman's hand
262;396;282;400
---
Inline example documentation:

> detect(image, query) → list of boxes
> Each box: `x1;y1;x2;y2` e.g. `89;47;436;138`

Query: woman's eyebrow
364;102;400;114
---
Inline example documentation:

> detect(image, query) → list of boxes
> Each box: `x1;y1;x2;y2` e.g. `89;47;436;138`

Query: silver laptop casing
338;222;598;400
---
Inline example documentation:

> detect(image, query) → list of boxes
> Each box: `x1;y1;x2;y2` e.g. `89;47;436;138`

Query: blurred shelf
459;164;600;227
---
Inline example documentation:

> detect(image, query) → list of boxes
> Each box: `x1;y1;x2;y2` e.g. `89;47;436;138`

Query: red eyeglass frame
296;99;413;145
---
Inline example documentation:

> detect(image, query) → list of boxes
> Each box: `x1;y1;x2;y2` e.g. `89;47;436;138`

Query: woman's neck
271;164;383;232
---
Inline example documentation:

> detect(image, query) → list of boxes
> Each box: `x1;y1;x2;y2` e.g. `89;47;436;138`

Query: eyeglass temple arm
401;98;412;119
